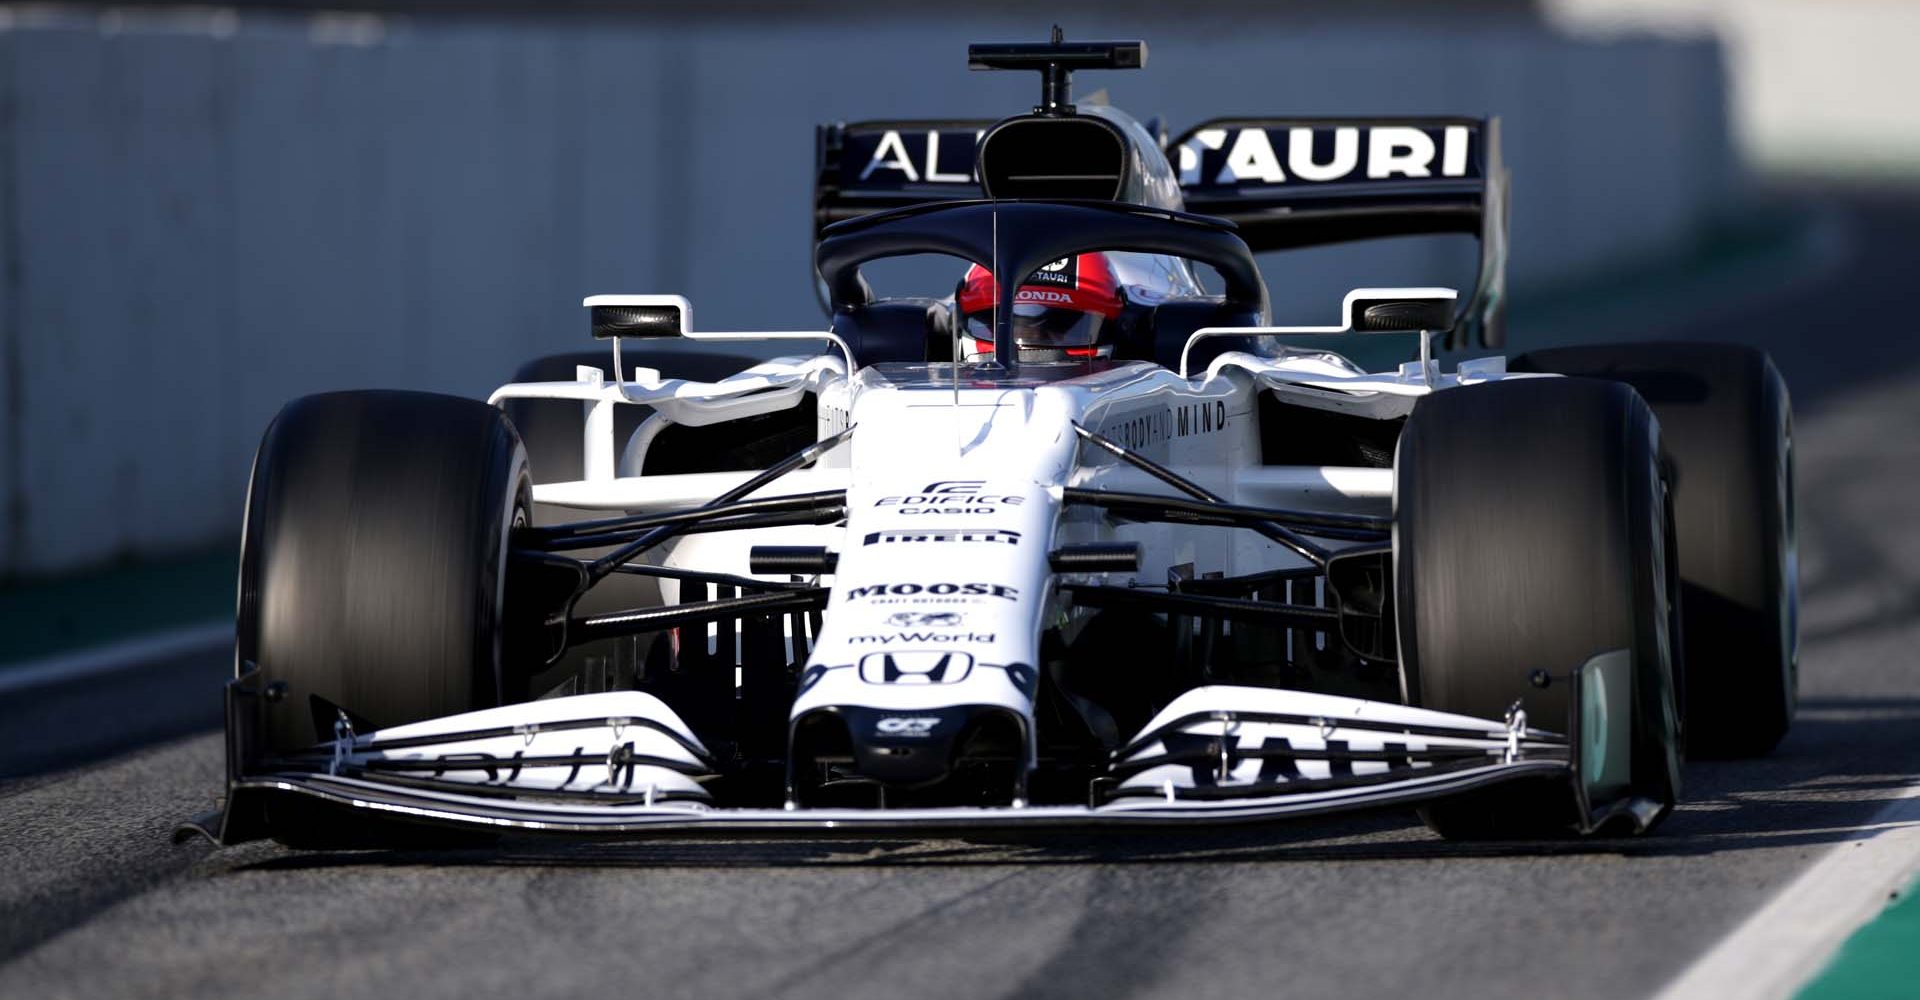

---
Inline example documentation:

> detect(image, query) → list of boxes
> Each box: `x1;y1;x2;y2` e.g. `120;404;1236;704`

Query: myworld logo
849;631;997;646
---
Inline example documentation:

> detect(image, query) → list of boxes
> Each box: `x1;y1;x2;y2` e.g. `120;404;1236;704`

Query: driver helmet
956;253;1124;362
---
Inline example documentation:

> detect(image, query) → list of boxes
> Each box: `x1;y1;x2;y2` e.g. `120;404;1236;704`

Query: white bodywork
479;306;1560;801
203;303;1586;835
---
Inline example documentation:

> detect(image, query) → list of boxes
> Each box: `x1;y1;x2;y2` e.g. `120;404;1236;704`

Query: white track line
0;620;232;696
1652;781;1920;1000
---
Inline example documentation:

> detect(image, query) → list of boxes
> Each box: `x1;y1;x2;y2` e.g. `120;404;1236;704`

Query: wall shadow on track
219;699;1920;874
0;646;228;781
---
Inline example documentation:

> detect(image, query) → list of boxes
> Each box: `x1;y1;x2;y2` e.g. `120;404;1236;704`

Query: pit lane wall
0;10;1735;577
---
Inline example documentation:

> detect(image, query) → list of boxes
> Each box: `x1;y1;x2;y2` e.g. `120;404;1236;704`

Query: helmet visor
964;304;1107;348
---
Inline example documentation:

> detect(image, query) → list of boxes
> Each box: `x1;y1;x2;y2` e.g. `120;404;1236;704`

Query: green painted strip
0;548;235;668
1797;873;1920;1000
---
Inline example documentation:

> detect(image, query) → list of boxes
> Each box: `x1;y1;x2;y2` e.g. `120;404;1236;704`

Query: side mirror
585;294;690;339
581;294;860;373
1177;285;1458;378
1342;288;1457;333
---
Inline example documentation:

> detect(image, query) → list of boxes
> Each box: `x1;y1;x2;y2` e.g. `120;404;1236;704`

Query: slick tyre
238;390;531;756
1511;343;1796;758
1395;378;1681;839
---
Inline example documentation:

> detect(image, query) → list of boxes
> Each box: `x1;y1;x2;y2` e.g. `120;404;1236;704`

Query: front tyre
238;390;531;755
1395;378;1681;838
1512;343;1796;757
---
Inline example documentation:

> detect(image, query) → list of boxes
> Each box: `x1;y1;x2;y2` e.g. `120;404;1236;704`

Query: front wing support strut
1069;424;1391;565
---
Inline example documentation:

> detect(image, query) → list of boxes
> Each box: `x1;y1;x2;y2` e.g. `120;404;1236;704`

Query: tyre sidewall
1396;378;1679;835
238;391;530;752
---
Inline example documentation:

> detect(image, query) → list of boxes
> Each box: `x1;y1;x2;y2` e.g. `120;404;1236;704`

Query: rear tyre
1395;378;1681;839
1511;343;1796;757
238;390;531;755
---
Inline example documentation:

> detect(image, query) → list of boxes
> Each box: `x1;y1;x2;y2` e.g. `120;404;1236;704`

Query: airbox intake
977;115;1126;201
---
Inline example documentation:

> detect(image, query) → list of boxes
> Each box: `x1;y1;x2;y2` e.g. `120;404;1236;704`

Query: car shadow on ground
217;695;1920;875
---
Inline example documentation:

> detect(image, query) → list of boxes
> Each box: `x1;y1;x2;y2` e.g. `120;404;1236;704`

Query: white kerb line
1651;779;1920;1000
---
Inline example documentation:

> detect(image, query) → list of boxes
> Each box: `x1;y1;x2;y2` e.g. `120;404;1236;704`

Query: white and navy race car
181;34;1796;848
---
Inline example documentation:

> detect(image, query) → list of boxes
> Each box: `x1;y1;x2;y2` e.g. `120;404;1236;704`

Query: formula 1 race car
180;34;1796;848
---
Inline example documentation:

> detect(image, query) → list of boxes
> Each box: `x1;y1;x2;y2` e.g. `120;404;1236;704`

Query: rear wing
813;115;1510;347
813;120;992;235
1170;117;1509;347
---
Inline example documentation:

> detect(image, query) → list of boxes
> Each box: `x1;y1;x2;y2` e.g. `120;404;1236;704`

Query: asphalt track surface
3;189;1919;1000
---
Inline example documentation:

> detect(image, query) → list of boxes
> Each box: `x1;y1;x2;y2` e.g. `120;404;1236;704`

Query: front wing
179;651;1653;844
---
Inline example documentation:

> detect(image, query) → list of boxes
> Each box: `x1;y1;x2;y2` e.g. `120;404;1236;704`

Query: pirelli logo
862;528;1022;546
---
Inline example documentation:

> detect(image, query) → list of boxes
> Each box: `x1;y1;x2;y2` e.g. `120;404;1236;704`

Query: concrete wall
0;10;1735;576
1549;0;1920;178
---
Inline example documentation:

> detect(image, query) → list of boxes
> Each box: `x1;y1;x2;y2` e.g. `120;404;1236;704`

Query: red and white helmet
956;253;1124;360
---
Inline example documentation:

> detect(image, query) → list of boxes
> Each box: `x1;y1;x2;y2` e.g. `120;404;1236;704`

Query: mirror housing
1176;286;1458;378
585;294;690;340
1341;287;1457;333
581;294;859;373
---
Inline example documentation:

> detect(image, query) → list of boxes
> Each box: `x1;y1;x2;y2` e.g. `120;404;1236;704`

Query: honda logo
858;651;975;685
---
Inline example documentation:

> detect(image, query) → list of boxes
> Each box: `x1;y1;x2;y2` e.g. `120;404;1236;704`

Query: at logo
875;716;942;737
922;480;982;494
1022;256;1078;290
859;651;974;685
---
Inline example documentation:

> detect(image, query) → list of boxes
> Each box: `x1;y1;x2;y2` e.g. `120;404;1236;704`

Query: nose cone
794;700;1033;797
786;380;1079;805
841;704;976;786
